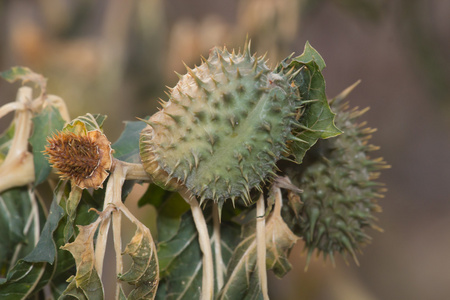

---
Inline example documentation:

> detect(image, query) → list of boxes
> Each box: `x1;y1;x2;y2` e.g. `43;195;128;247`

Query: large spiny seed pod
140;43;299;206
286;92;389;266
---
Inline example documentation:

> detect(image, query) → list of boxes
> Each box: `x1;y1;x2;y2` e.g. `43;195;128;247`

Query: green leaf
138;184;189;242
293;41;326;71
0;122;14;159
63;187;83;242
155;206;239;299
29;105;66;186
113;118;149;163
23;197;65;264
0;66;47;94
278;42;342;163
119;225;159;299
218;214;261;300
0;260;47;300
62;269;103;300
0;186;65;299
0;187;39;274
218;204;299;299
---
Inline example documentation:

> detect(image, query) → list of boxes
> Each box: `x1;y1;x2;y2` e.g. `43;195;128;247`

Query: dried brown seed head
45;130;112;189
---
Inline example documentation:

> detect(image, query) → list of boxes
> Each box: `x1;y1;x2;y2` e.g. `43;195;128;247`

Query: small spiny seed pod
284;91;389;266
45;130;112;189
140;42;299;206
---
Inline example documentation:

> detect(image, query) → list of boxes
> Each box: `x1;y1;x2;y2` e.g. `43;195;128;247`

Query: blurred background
1;0;450;299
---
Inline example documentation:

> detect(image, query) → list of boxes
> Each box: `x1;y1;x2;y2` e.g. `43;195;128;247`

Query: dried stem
112;209;123;299
256;193;269;300
0;87;35;193
118;160;152;181
110;161;127;299
212;203;224;290
186;196;214;300
0;101;23;119
94;179;114;276
46;94;71;121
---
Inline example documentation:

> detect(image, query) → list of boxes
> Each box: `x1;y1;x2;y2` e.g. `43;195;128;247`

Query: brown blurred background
1;0;450;299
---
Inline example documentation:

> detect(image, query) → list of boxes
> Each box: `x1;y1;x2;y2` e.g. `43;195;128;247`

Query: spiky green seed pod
140;43;299;206
284;88;388;266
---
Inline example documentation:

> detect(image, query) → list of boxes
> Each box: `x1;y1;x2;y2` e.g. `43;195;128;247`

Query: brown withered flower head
45;130;112;189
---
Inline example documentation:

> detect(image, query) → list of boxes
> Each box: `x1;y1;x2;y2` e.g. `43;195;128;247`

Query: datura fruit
140;42;302;206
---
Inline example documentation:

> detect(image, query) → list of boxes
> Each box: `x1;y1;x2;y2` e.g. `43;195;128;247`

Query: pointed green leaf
278;42;342;163
156;205;239;299
23;196;65;264
0;187;40;274
29;105;66;186
113;118;149;163
0;186;65;299
218;219;262;300
292;41;326;71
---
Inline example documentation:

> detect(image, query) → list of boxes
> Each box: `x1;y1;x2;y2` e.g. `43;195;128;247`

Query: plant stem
112;209;123;299
0;87;35;193
94;178;114;276
256;193;269;300
187;196;214;300
0;101;23;119
111;161;127;299
213;203;224;290
118;160;151;181
46;94;71;121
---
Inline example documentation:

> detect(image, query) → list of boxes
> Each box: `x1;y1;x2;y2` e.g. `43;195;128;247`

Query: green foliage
0;40;387;300
277;42;342;163
29;106;66;186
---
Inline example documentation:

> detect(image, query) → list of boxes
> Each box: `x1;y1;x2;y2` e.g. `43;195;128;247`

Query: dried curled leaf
0;66;47;95
119;224;159;300
60;209;110;299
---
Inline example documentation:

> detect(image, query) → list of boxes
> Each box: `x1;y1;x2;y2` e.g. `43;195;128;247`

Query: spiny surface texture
140;45;299;205
285;97;388;265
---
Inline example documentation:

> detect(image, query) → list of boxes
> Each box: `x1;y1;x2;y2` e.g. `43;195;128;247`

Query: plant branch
256;193;269;300
0;87;35;193
0;101;23;119
185;196;214;300
94;179;114;276
212;203;224;291
118;160;151;181
110;161;127;299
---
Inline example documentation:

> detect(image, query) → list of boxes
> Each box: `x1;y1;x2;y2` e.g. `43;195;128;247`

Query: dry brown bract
45;130;112;189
